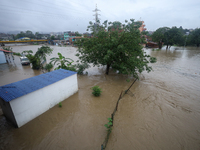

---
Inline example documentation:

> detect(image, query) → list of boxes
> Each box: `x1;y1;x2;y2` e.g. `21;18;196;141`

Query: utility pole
93;4;100;25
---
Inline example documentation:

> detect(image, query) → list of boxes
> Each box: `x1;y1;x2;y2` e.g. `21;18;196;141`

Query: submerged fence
101;79;137;150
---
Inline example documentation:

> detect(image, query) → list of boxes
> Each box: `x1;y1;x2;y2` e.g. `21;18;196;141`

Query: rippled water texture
0;45;200;150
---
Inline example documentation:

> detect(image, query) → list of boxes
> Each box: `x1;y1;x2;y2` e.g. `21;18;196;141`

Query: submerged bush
75;62;90;74
44;63;53;72
92;86;102;97
58;102;62;107
13;52;22;56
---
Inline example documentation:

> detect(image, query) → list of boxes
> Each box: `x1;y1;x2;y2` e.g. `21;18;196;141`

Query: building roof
0;49;13;53
0;69;77;102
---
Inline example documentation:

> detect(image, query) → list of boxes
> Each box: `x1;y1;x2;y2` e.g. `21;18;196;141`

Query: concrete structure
0;69;78;127
0;49;15;64
138;21;146;32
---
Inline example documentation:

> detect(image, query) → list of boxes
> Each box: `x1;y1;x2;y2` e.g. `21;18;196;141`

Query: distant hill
6;31;21;34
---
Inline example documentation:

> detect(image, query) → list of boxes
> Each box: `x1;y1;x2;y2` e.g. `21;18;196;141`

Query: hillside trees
151;27;170;49
164;27;184;48
16;30;35;39
189;28;200;47
76;19;156;78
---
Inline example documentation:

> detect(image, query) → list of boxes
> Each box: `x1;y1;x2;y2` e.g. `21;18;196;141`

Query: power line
0;4;69;17
19;0;90;16
39;0;91;14
0;7;91;22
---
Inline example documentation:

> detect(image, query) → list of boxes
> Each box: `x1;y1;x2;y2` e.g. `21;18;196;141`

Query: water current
0;45;200;150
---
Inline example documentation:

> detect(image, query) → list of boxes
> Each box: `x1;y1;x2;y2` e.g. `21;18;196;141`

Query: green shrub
13;52;22;56
44;63;53;72
58;102;62;107
75;62;90;74
92;85;102;97
104;118;113;133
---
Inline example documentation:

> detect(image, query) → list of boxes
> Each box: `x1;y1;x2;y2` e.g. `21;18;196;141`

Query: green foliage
26;55;40;69
76;19;156;78
50;36;55;40
13;52;22;56
35;32;41;39
50;52;76;71
126;79;130;82
35;45;53;62
2;47;13;51
75;62;90;74
44;63;53;72
16;30;35;39
22;46;53;70
92;86;102;97
188;28;200;47
104;118;113;133
75;31;82;36
164;27;184;48
152;27;170;49
150;57;157;63
58;102;62;107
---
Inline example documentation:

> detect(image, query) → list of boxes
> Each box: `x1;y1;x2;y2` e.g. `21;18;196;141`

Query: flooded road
0;45;200;150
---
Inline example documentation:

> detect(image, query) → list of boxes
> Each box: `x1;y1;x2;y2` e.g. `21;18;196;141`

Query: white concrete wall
10;74;78;127
0;51;6;64
5;53;14;64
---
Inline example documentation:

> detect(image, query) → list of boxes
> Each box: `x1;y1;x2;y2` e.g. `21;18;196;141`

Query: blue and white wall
9;73;78;127
0;51;7;64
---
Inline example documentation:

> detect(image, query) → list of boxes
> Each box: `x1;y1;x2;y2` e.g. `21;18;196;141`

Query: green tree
164;27;184;48
35;32;42;39
35;46;53;64
50;52;76;71
76;19;156;78
50;36;55;40
75;31;82;36
152;27;170;49
16;31;25;39
25;30;35;38
189;28;200;47
22;46;53;69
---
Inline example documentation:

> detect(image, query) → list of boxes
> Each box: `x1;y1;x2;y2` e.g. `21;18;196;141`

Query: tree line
12;30;82;40
151;26;200;49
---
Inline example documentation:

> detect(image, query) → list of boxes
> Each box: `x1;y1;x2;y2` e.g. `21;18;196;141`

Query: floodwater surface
0;45;200;150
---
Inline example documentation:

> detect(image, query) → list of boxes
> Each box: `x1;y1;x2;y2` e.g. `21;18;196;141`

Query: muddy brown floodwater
0;45;200;150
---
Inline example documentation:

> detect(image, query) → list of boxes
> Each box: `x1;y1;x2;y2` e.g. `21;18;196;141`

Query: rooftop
0;49;13;53
0;69;77;102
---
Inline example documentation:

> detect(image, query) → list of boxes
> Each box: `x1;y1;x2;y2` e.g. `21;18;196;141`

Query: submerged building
0;49;15;64
0;69;78;128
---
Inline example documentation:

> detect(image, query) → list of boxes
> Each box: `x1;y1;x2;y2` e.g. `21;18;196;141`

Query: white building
0;69;78;128
0;49;15;64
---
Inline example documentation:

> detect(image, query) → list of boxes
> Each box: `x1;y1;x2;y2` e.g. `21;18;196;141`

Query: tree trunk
106;64;110;75
166;45;169;49
158;42;162;49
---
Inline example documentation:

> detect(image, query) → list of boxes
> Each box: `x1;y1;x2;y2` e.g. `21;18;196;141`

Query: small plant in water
126;79;130;82
104;118;113;133
92;85;102;97
58;102;62;107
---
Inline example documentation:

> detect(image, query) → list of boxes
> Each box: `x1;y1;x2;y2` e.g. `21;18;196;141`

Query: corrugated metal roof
0;69;77;102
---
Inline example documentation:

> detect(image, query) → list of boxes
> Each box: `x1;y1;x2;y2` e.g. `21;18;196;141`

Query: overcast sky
0;0;200;33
